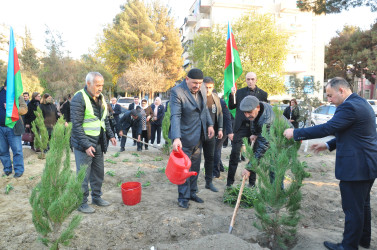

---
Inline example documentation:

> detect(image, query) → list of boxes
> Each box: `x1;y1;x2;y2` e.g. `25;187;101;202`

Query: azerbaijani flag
5;27;23;128
223;22;242;118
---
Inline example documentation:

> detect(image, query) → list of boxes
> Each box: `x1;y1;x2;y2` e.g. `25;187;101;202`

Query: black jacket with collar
70;87;114;153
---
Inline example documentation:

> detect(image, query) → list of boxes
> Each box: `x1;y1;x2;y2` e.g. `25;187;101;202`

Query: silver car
311;105;336;126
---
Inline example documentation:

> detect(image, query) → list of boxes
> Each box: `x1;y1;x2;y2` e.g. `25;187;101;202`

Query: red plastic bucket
121;182;141;206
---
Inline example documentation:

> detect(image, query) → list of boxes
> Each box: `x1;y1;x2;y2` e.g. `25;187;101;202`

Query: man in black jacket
118;109;142;152
71;72;116;214
110;97;122;140
128;96;141;146
227;72;268;187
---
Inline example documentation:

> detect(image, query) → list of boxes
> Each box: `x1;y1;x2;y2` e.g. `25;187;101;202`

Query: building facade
180;0;325;101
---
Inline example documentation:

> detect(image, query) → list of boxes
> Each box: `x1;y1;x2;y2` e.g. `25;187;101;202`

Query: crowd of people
1;69;376;249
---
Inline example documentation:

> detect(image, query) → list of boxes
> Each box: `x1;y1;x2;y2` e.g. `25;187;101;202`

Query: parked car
367;99;377;116
311;105;336;126
117;97;134;109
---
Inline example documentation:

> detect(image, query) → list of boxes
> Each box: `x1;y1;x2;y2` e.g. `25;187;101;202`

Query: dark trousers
139;130;148;149
74;144;104;204
178;140;202;202
227;126;256;186
120;128;130;148
340;179;375;250
151;123;162;144
131;126;137;144
213;134;227;177
202;136;216;182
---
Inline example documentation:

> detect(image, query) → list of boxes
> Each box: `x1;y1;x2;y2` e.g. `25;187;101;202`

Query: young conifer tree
244;107;310;249
30;117;87;250
31;106;49;159
162;103;171;154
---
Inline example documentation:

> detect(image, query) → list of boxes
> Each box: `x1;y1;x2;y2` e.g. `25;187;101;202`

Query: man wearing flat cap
169;68;215;209
227;96;291;187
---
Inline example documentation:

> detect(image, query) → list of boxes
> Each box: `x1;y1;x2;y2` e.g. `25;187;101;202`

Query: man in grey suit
169;68;215;209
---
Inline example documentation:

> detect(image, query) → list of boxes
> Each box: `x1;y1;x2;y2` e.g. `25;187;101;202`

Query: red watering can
166;147;197;185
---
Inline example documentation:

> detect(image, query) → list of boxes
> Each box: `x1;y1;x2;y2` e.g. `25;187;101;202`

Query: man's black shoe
145;147;148;150
219;163;224;172
359;242;370;249
178;200;189;209
137;148;142;151
2;171;12;177
190;194;204;203
14;173;23;178
119;147;125;152
213;173;220;178
205;182;219;192
324;241;344;250
223;145;227;148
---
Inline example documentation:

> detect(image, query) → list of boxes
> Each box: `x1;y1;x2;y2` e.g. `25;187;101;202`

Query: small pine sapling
244;107;310;249
162;103;172;155
31;106;49;159
29;117;87;250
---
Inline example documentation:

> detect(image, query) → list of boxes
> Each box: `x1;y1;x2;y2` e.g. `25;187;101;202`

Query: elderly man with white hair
150;97;165;146
71;72;116;213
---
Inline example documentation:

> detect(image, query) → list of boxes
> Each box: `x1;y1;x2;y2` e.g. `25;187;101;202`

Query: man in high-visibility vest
71;72;116;214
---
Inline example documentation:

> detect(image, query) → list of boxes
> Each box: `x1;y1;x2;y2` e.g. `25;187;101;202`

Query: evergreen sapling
244;107;310;249
31;106;49;159
30;117;87;250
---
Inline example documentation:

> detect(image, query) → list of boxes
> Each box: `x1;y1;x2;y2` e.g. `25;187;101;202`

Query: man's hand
110;137;116;146
249;135;257;142
85;146;96;157
208;126;215;139
217;130;223;139
310;143;327;154
137;135;141;142
242;169;250;178
153;117;157;121
25;124;30;128
119;130;123;137
231;86;237;95
146;115;151;122
283;128;294;139
172;138;182;151
228;133;234;141
64;122;68;127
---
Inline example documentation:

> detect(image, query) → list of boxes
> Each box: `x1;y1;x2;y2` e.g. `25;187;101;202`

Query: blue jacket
169;79;213;148
294;93;377;181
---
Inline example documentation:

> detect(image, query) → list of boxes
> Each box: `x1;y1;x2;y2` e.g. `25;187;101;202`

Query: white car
117;97;134;109
311;105;336;126
367;99;377;116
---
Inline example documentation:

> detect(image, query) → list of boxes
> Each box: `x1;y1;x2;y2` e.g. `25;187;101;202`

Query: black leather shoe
205;182;219;192
324;241;344;250
178;200;189;209
213;173;220;178
3;171;12;177
120;147;125;152
14;173;23;178
137;148;142;151
190;194;204;203
92;198;111;207
359;242;370;249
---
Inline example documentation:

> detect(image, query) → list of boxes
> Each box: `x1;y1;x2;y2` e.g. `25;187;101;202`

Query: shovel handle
229;174;247;233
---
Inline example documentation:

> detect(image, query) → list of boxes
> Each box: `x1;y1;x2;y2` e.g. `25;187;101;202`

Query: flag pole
229;22;236;104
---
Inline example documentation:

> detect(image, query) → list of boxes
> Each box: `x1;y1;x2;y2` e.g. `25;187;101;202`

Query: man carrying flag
0;27;27;178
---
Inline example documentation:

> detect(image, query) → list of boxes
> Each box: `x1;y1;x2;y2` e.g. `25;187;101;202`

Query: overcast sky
0;1;376;59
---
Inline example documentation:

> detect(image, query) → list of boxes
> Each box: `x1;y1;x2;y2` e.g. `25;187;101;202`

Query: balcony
200;0;212;13
195;18;211;32
182;51;190;60
185;15;197;26
181;32;194;44
280;0;300;13
279;23;306;34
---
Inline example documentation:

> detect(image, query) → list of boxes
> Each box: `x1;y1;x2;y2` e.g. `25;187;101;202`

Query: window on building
364;89;371;99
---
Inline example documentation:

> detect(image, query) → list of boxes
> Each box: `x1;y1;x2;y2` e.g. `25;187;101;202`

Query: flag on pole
223;22;242;118
5;27;23;128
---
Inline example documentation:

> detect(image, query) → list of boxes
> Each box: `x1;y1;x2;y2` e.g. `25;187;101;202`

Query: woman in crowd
283;98;300;128
39;93;59;137
24;92;41;151
141;99;153;150
150;97;165;146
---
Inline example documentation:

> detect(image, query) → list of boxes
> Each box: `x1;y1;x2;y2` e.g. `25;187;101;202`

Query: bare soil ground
0;140;376;250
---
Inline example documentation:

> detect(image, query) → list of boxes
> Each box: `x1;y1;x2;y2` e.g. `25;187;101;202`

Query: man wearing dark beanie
169;68;215;209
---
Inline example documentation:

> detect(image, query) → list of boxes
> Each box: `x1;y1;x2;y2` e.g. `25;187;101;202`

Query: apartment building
180;0;325;101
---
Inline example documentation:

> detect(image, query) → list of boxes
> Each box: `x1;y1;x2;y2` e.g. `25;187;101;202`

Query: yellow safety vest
77;89;107;136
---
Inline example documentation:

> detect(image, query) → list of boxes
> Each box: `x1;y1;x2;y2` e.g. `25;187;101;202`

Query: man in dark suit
118;109;141;152
169;68;215;209
284;77;377;250
111;97;122;140
150;97;165;146
128;96;141;146
227;72;268;187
